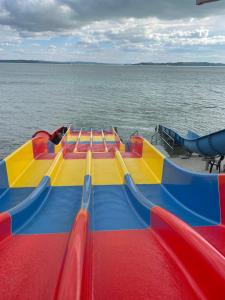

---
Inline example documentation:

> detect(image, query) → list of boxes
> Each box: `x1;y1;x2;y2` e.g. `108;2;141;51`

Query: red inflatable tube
0;212;11;242
32;127;67;144
151;206;225;299
55;209;90;300
130;135;143;156
32;130;51;139
32;127;67;158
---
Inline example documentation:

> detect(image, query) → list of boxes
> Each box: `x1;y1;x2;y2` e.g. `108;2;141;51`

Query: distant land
134;62;225;66
0;60;225;66
0;60;101;64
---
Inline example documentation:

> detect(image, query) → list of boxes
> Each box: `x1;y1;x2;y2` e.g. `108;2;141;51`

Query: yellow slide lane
117;137;165;185
6;140;54;188
12;160;53;187
66;135;78;143
123;158;160;184
92;135;103;142
52;159;86;186
105;134;116;142
80;135;91;142
123;138;165;184
6;128;73;188
92;158;123;185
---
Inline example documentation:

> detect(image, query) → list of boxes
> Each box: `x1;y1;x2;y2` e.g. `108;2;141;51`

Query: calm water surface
0;63;225;157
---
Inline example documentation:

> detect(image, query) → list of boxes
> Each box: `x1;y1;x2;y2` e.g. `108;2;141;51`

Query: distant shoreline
134;62;225;67
0;60;225;67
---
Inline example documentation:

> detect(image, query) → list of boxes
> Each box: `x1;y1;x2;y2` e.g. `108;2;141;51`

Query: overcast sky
0;0;225;63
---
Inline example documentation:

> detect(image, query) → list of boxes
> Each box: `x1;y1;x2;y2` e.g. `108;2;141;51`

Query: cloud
67;16;225;50
63;0;225;21
0;0;77;33
0;0;224;34
1;15;224;63
0;25;21;46
0;0;224;62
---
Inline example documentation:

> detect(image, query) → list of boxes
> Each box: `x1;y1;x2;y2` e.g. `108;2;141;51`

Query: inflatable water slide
0;126;224;299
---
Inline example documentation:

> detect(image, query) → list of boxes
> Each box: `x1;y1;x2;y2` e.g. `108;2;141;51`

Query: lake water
0;63;225;157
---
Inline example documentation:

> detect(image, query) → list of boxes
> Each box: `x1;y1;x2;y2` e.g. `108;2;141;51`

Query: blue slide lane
18;186;82;234
0;188;35;212
138;184;219;226
91;185;149;231
9;166;219;234
91;176;219;231
162;158;220;224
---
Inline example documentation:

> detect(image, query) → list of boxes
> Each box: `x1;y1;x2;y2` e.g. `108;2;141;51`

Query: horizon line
0;59;225;66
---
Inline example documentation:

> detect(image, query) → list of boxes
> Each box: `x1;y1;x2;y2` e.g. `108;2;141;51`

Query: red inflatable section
32;127;66;142
32;127;67;159
32;136;51;159
0;212;11;241
91;229;198;300
151;206;225;299
55;210;90;300
130;135;143;156
0;234;69;300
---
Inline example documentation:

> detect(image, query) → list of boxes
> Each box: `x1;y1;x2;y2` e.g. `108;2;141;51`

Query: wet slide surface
90;154;197;298
0;165;83;298
0;234;69;299
195;225;225;257
92;230;198;300
0;128;224;299
0;130;86;299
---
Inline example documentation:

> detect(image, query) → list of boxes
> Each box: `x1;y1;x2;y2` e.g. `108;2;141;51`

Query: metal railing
151;127;175;150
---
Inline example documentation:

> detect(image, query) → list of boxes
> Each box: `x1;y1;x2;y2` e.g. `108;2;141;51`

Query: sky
0;0;225;63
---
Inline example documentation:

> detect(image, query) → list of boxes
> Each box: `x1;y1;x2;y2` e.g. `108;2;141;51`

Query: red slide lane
0;233;69;300
0;208;224;299
195;225;225;257
0;212;11;241
91;229;199;300
151;206;225;300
